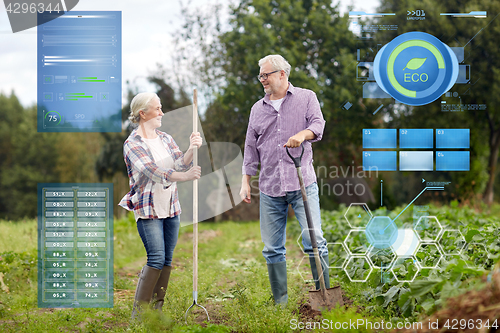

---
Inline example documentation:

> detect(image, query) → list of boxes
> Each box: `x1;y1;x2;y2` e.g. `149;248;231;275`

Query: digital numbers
437;130;444;135
52;262;66;267
52;272;67;278
401;130;407;135
364;130;371;135
52;293;67;298
85;222;98;227
85;202;97;207
85;283;99;288
51;202;68;207
84;252;99;257
48;114;58;122
6;2;61;14
85;192;98;197
85;273;98;278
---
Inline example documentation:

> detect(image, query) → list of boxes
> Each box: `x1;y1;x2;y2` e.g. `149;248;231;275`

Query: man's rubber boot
267;261;288;305
131;265;161;320
309;255;331;290
151;265;172;311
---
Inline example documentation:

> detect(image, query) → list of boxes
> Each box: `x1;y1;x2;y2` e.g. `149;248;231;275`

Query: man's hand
284;130;315;148
240;175;252;203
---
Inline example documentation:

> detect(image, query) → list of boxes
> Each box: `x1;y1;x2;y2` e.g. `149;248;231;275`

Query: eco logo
3;0;79;33
374;32;459;106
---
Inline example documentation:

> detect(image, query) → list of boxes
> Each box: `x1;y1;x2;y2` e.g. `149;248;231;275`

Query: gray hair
128;92;160;124
258;54;291;78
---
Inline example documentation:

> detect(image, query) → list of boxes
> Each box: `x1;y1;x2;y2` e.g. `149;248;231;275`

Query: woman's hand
170;166;201;182
184;166;201;181
189;132;202;151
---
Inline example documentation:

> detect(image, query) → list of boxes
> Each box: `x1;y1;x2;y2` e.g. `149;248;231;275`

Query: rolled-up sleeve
242;120;260;176
305;91;326;143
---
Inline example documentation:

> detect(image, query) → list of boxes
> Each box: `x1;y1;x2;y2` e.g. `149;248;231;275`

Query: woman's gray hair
128;92;160;124
258;54;291;78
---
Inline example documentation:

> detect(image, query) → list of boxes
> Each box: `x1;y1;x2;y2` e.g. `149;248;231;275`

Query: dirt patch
392;269;500;333
186;302;229;326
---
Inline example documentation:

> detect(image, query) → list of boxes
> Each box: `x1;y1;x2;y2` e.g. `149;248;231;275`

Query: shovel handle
286;145;317;249
287;144;327;295
285;145;304;168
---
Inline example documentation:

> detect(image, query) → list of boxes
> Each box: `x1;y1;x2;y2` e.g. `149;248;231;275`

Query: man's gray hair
258;54;291;78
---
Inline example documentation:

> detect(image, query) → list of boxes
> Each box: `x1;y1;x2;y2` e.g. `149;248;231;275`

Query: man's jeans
136;216;180;270
259;182;328;264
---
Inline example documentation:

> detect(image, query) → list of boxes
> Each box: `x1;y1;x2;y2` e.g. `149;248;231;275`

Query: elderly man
239;54;329;304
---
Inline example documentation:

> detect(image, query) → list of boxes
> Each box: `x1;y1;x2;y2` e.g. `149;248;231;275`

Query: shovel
286;144;344;311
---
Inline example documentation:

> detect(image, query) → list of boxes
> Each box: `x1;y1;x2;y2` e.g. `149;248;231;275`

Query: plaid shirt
119;129;192;219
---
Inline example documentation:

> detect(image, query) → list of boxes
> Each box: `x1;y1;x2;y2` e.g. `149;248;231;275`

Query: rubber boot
309;254;330;290
267;261;288;305
131;265;161;320
151;266;172;311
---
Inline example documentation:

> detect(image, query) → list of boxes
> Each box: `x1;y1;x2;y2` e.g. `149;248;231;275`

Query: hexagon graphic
437;254;462;269
344;203;373;228
438;229;466;255
392;228;420;257
344;256;373;282
390;256;420;282
296;256;315;283
344;229;370;255
462;243;492;269
368;246;396;269
415;243;443;269
366;216;398;249
296;255;329;284
296;228;326;255
326;242;350;269
414;216;443;242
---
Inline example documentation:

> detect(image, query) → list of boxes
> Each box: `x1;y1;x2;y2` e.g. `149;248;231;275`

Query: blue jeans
136;215;180;270
260;182;328;264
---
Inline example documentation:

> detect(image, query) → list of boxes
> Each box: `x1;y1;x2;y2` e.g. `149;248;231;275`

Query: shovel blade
308;285;343;312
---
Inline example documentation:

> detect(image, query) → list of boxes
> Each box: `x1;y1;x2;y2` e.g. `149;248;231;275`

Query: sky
0;0;379;107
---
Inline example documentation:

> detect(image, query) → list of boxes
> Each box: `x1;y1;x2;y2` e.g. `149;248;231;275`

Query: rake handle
193;89;199;298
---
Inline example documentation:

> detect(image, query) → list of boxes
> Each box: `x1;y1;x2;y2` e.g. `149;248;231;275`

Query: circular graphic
374;32;459;106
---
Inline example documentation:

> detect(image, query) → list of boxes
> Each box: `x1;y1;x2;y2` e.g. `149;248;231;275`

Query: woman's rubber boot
267;261;288;305
151;265;172;311
131;265;161;320
309;255;331;290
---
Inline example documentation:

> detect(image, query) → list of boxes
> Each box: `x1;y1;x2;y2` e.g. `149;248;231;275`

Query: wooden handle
193;89;199;293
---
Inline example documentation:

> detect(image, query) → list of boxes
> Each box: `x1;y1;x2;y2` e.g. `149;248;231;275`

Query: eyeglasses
257;70;280;81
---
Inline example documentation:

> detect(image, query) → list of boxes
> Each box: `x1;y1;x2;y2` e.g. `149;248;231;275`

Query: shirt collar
263;82;295;104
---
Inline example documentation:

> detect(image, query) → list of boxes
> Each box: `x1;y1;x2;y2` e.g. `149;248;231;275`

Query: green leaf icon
403;57;427;70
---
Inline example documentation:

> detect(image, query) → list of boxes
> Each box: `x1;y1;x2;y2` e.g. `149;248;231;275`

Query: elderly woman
119;92;201;319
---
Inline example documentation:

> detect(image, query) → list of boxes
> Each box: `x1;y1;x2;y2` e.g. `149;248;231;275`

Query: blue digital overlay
399;151;433;171
436;151;470;171
37;183;114;308
436;129;469;149
363;129;397;149
399;129;433;149
363;151;397;171
37;11;122;132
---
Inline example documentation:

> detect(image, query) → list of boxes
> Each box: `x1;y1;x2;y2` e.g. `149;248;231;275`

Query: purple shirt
242;83;325;197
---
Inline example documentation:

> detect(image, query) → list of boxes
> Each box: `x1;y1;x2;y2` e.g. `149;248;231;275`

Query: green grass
0;215;385;332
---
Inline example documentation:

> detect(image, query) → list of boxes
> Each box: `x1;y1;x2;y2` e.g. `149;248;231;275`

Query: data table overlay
37;183;113;308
